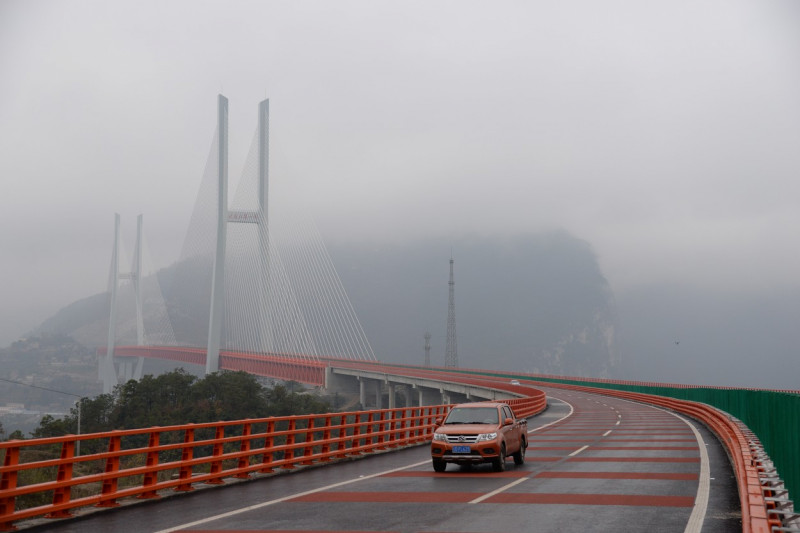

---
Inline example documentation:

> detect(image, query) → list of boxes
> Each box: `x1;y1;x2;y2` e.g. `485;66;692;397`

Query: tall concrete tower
445;257;458;368
206;94;229;374
424;331;431;367
206;96;270;374
102;214;145;393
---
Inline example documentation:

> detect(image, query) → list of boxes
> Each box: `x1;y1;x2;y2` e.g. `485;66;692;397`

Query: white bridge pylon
206;96;271;374
101;214;144;393
102;212;177;393
205;95;377;371
103;95;376;391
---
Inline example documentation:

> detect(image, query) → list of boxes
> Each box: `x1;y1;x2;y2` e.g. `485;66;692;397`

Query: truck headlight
476;432;497;442
433;433;447;442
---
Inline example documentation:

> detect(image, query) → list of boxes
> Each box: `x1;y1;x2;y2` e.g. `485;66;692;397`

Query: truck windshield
444;407;498;424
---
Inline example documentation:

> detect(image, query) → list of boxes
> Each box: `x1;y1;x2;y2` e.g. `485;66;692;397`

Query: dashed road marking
469;477;530;504
568;445;589;457
154;459;431;533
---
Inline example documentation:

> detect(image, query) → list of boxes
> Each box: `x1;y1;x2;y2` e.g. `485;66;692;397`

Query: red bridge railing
106;346;328;386
13;347;783;533
0;393;546;531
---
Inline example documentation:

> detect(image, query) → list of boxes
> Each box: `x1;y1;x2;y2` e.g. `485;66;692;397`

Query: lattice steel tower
445;257;458;368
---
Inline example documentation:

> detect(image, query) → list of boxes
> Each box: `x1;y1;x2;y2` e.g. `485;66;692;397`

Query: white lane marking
154;459;431;533
569;445;589;457
528;397;574;434
615;421;621;426
546;391;711;532
677;414;711;533
469;477;530;504
602;430;612;436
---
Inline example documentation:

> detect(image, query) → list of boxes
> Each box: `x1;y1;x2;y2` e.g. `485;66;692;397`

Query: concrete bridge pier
375;380;383;409
419;386;442;406
399;386;414;407
441;389;451;405
324;366;513;410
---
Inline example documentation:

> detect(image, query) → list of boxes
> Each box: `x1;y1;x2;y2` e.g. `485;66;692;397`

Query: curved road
29;386;741;533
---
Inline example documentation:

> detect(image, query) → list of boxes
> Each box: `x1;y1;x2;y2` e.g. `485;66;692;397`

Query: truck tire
432;459;447;472
492;444;507;472
513;438;526;465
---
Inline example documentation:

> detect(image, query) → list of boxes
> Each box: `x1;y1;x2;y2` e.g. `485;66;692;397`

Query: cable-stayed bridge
1;96;798;532
99;95;377;394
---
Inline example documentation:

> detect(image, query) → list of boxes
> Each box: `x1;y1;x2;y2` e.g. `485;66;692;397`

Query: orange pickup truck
430;402;528;472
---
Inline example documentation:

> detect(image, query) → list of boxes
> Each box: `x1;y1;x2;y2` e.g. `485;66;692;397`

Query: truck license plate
452;446;471;453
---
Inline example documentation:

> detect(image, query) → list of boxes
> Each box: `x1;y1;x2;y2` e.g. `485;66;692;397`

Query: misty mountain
34;231;621;378
328;232;620;376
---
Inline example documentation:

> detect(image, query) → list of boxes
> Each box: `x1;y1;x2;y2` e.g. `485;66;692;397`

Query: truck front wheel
433;459;447;472
492;444;507;472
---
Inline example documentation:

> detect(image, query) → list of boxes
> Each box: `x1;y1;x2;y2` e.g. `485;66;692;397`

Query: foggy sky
1;1;799;351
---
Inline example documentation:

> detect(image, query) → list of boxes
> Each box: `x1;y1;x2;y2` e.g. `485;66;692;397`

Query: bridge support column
206;94;228;375
121;360;133;382
400;386;414;407
102;214;121;394
102;214;147;392
324;367;360;396
418;387;442;406
441;390;451;405
375;380;382;409
359;378;366;407
388;383;396;409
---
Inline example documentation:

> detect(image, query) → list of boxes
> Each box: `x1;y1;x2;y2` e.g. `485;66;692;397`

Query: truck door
502;405;519;451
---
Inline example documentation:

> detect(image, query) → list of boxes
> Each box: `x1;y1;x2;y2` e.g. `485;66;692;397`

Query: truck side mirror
435;418;443;426
504;417;513;426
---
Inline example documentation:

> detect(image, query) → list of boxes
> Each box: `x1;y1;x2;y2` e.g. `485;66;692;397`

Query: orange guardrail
105;347;328;386
0;393;546;531
1;362;772;532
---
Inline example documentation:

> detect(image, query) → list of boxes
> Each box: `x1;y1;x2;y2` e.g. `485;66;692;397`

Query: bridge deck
25;387;740;533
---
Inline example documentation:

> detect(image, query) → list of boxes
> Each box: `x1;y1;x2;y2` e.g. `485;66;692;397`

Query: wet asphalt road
23;387;740;533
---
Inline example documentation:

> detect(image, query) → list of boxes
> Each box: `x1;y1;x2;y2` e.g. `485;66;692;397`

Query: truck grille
444;434;479;444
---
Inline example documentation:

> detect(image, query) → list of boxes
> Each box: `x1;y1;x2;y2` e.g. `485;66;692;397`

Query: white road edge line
569;445;589;457
154;459;431;533
469;477;530;504
528;397;574;434
676;413;711;533
562;392;710;533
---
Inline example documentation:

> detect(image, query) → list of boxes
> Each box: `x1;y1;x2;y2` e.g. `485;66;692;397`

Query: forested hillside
28;370;332;440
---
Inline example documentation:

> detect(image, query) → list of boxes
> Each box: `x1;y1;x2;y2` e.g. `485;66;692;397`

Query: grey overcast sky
1;0;799;347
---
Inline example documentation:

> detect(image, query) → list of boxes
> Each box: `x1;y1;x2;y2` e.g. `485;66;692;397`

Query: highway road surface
26;386;741;533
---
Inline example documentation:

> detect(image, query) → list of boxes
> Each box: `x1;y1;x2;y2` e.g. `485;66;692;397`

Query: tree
190;371;269;421
28;369;332;438
31;415;72;439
